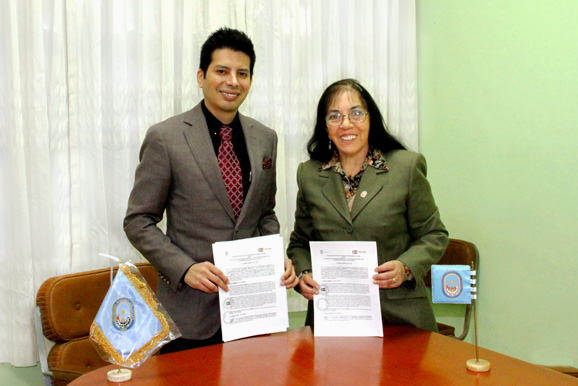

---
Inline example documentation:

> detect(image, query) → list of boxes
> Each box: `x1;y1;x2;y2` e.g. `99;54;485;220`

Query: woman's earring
328;138;332;150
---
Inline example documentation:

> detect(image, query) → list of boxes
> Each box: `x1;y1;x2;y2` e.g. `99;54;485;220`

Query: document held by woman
310;241;383;337
212;234;289;342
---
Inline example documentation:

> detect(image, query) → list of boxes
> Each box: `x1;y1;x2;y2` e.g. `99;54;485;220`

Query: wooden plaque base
467;358;491;372
107;368;132;382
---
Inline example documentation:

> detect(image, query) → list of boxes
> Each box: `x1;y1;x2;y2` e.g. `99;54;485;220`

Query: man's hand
281;258;299;289
184;262;229;293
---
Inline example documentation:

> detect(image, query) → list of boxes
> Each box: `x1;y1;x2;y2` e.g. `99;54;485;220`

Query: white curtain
0;0;417;366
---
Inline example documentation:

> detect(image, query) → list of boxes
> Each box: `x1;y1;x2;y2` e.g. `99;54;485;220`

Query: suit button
346;226;354;234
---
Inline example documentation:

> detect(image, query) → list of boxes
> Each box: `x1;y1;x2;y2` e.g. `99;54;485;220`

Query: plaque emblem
442;271;463;298
112;297;135;331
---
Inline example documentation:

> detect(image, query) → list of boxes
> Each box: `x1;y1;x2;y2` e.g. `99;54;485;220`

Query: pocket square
262;158;272;169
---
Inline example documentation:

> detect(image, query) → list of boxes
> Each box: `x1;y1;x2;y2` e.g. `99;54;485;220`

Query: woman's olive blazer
287;149;449;331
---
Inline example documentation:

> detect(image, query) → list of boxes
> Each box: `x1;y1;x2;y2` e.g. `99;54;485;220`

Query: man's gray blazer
124;102;279;339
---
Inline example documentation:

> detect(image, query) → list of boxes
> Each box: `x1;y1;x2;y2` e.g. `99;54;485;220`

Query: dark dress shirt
201;101;252;200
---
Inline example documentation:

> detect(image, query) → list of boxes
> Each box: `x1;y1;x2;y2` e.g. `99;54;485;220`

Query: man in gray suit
124;28;298;353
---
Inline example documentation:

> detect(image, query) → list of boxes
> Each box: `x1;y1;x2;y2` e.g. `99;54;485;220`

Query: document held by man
310;241;383;337
212;234;289;342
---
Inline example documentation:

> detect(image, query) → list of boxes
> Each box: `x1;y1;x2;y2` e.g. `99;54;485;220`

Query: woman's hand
373;260;405;289
298;272;319;300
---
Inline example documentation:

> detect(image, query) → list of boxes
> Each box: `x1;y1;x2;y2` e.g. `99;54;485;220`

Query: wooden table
71;326;578;385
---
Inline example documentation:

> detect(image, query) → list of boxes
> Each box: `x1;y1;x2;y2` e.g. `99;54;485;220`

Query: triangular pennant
90;262;180;368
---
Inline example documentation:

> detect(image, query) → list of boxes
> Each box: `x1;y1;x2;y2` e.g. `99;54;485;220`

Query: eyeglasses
325;110;369;127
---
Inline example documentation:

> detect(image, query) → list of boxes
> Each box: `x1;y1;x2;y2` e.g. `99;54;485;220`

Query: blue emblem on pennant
432;265;472;304
441;271;463;298
112;297;135;331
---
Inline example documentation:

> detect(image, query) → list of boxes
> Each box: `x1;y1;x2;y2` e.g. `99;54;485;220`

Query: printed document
310;241;383;337
212;234;289;342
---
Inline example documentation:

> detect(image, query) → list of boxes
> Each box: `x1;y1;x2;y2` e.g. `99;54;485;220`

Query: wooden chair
424;238;479;340
541;366;578;378
35;263;158;385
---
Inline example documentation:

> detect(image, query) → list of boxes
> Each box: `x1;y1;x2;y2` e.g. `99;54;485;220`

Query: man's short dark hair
199;28;256;77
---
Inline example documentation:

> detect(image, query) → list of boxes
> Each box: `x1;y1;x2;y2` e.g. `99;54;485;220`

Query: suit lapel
350;166;387;221
321;169;353;225
182;104;235;220
238;114;263;224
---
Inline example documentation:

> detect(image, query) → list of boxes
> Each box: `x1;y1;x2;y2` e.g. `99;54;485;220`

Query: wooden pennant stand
466;264;490;372
107;367;132;382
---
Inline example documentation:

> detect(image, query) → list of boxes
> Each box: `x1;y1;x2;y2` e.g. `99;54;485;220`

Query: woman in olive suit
287;79;449;331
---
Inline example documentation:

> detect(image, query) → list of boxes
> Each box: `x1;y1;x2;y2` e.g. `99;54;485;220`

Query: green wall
417;0;578;367
0;364;43;386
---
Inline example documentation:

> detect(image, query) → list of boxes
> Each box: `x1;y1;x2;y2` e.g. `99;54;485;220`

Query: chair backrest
35;263;158;385
425;238;479;340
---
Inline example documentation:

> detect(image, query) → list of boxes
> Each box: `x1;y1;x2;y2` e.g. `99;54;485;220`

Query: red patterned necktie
218;125;243;219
